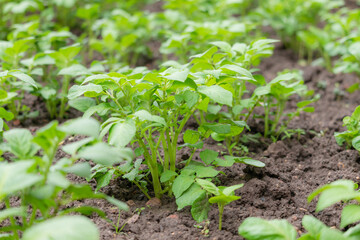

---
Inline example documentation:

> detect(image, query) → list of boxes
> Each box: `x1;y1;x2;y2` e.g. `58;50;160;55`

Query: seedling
334;105;360;151
196;179;243;230
253;71;318;139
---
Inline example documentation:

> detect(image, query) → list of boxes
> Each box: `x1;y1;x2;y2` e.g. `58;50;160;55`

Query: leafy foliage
0;118;129;239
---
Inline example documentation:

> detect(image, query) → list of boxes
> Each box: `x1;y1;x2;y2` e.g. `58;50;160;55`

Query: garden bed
74;44;360;240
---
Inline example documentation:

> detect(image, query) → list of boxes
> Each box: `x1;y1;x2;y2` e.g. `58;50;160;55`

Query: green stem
29;206;37;226
185;148;196;166
161;132;169;170
264;97;270;138
218;204;224;230
59;75;70;119
245;98;259;122
134;181;151;200
270;100;285;134
137;135;162;199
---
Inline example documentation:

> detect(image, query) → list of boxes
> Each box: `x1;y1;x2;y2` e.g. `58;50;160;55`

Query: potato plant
0;118;130;239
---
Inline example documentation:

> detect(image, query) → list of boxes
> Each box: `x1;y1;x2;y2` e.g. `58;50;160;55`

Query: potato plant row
0;0;359;239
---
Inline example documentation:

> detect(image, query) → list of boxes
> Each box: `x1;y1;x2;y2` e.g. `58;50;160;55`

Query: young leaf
176;183;206;210
183;130;200;145
60;118;100;138
200;149;219;165
191;194;210;223
238;217;297;240
198;85;233;106
196;179;219;195
341;205;360;228
172;174;195;198
22;216;99;240
109;119;136;147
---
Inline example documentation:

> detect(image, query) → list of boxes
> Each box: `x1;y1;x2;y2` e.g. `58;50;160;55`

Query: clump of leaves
68;43;268;200
334;105;360;151
172;149;264;228
238;179;360;240
0;70;38;133
253;70;318;140
0;118;130;240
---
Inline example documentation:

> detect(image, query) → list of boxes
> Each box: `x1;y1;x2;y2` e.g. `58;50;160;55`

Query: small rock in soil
146;198;162;207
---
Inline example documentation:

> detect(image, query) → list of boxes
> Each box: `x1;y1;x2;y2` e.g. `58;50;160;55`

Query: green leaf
3;129;38;159
196;179;219;195
198;85;233;106
341;205;360;228
133;110;166;125
351;106;360;121
0;161;43;201
307;180;359;212
183;130;200;145
302;215;327;236
77;143;125;166
220;65;254;81
63;162;92;178
238;217;297;240
109;119;136;147
9;71;37;88
172;174;195;198
235;157;265;167
0;108;13;122
191;194;210;223
200;149;218;165
319;228;347;240
60;118;100;138
160;170;178;183
68;97;96;112
176;183;206;210
0;90;7;100
223;184;244;196
58;64;89;76
62;137;95;156
213;156;235;167
104;196;129;211
186;164;219;178
345;225;360;238
22;216;99;240
95;169;114;191
164;69;189;82
211;41;233;56
352;136;360;151
209;195;240;205
202;123;231;134
68;84;103;100
0;207;26;222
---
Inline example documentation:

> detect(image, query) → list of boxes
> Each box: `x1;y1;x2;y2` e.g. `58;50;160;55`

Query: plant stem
218;204;224;230
137;135;162;199
134;181;151;200
270;100;285;134
59;75;70;119
185;148;196;166
264;97;270;137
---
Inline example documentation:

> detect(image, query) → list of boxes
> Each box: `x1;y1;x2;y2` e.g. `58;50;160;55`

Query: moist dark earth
82;43;359;240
